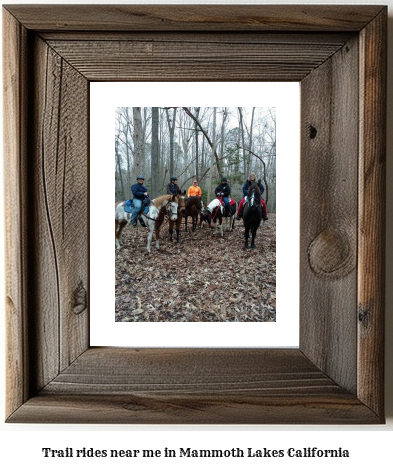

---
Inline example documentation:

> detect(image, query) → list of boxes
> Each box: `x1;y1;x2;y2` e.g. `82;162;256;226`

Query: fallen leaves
115;214;276;322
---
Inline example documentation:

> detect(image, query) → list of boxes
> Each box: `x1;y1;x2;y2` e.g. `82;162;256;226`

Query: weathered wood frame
3;5;386;423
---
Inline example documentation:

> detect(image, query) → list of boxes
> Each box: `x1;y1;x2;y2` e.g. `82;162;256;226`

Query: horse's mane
152;194;174;208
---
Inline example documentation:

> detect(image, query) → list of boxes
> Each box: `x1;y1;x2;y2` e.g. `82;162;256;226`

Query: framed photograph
90;83;300;347
4;5;386;424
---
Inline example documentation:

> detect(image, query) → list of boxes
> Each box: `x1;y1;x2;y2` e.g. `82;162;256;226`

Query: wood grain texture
3;5;386;424
3;5;384;31
29;36;90;388
358;9;387;417
45;36;349;82
3;9;30;417
300;36;359;394
7;348;379;424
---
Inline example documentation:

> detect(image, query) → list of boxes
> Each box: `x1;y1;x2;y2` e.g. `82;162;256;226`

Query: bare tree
115;133;125;200
165;107;177;177
133;107;144;179
151;107;160;198
207;107;217;202
194;107;200;181
182;107;222;177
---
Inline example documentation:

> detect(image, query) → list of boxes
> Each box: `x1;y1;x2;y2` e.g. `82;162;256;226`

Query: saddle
216;196;236;207
123;199;150;220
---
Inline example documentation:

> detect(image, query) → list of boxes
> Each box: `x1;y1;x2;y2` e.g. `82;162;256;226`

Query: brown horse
169;191;187;243
115;194;178;252
184;196;202;232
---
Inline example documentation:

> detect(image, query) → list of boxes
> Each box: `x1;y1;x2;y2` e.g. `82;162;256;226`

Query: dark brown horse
184;196;202;232
169;191;187;243
243;182;262;249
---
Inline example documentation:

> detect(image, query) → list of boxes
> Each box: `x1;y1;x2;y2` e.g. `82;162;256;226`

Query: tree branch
182;107;223;177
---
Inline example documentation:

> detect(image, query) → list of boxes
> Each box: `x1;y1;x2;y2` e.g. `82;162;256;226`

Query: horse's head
247;183;261;209
177;192;187;215
166;200;179;221
202;208;212;226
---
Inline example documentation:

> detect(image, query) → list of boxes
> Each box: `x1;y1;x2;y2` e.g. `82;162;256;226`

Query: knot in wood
308;228;354;279
73;281;87;315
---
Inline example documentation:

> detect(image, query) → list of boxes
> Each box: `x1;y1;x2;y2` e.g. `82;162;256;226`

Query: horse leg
251;226;257;249
219;217;223;237
115;219;120;249
176;218;180;243
244;225;249;249
116;219;126;249
146;227;154;253
185;216;188;232
169;221;174;242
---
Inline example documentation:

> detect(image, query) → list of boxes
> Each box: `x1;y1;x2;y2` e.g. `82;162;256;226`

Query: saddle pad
124;202;150;216
217;197;236;206
124;200;133;213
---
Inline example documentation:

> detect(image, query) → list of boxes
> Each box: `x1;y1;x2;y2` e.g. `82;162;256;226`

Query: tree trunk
247;107;255;177
115;134;125;200
238;107;247;181
219;107;228;174
194;107;200;181
133;107;144;179
207;107;217;203
165;107;177;177
151;107;160;198
182;107;222;177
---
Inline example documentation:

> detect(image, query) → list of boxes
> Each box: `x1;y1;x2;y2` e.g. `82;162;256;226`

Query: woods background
115;107;276;207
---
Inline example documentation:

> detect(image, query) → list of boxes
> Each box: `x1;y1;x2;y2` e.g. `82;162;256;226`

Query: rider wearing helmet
130;175;148;226
166;176;180;196
214;177;232;216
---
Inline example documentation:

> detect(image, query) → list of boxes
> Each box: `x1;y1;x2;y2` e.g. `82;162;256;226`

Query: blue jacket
131;182;148;200
243;180;264;197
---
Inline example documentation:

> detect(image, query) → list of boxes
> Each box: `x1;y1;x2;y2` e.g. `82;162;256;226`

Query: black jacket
215;183;231;197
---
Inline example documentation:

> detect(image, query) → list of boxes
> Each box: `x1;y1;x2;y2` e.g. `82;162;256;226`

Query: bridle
247;188;261;211
162;199;178;222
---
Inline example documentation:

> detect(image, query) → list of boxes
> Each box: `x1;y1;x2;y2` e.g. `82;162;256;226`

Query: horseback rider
166;176;180;196
130;175;149;226
187;179;202;198
214;177;232;216
236;172;268;221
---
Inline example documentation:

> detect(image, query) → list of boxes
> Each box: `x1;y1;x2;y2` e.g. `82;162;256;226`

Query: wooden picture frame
3;5;386;424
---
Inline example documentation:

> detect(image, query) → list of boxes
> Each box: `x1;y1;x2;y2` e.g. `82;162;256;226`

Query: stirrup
138;216;147;227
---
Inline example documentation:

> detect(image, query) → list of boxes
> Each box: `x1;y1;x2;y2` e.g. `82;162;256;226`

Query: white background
90;82;300;347
1;0;392;472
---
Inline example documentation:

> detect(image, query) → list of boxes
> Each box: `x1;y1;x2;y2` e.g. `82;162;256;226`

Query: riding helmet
221;177;228;182
137;175;145;180
171;176;177;181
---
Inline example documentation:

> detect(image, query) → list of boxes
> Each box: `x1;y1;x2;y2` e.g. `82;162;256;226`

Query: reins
141;200;178;235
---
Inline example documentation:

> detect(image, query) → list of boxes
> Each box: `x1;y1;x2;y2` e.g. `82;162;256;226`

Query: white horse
202;198;238;236
115;194;179;252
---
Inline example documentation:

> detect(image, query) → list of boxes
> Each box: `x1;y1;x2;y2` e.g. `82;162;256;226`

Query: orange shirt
188;185;202;197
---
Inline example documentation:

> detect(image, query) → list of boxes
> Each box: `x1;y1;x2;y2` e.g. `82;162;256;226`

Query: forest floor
115;214;276;322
